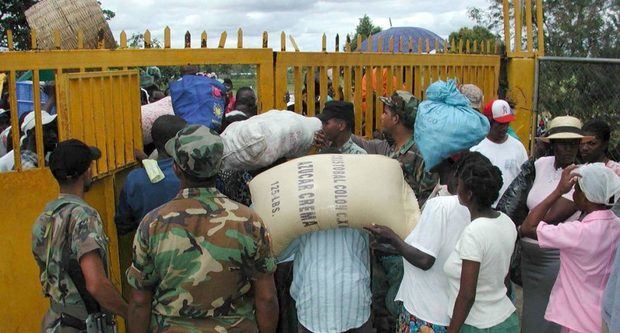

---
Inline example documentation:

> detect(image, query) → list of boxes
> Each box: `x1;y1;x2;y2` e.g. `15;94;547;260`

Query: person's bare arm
365;224;435;270
80;251;128;318
447;260;480;333
127;288;152;333
542;197;579;225
253;273;279;333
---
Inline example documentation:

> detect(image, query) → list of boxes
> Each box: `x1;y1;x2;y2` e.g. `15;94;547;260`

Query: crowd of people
27;75;620;333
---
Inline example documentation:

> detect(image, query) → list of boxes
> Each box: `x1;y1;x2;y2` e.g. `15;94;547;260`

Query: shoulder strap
45;199;101;314
62;213;101;314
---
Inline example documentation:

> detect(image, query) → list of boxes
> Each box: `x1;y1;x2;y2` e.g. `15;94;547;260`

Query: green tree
0;0;38;50
448;25;500;52
468;0;619;57
470;0;620;153
128;33;162;49
0;0;115;50
350;14;382;51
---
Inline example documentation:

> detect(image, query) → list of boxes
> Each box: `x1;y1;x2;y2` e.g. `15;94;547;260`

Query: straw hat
540;116;589;142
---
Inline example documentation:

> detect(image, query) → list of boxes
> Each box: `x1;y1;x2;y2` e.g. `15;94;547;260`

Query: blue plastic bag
170;75;227;130
415;80;490;171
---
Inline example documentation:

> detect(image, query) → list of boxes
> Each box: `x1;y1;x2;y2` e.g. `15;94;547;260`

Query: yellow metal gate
0;70;141;332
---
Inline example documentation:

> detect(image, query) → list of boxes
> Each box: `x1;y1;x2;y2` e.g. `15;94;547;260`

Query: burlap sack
249;154;420;255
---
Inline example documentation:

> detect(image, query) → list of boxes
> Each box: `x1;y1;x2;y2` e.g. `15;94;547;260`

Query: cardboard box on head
249;154;420;256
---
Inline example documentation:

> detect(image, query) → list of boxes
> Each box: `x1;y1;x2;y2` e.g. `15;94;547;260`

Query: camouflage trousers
371;253;404;332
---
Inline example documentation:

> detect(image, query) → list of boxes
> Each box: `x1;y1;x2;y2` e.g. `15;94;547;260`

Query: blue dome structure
358;27;444;53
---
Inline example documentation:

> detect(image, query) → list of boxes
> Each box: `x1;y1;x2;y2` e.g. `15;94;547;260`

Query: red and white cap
482;99;515;123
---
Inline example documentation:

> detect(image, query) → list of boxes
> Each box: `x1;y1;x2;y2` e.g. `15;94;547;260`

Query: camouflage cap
379;90;419;121
165;124;224;179
460;84;483;109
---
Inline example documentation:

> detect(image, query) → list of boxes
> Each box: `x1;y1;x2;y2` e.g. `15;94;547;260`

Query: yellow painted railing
64;71;142;177
503;0;545;57
275;51;500;136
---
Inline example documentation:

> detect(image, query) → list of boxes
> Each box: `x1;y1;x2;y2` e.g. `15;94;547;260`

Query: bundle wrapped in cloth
221;110;322;170
141;96;174;145
249;154;420;255
415;80;490;171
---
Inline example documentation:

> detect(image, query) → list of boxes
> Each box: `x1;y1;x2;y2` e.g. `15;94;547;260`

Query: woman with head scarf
580;119;620;176
521;163;620;333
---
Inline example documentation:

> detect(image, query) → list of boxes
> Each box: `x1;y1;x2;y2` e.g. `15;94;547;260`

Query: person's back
33;195;110;330
395;195;470;327
541;209;620;331
128;187;274;331
287;101;371;332
126;124;278;333
115;115;186;235
444;212;517;328
115;159;179;234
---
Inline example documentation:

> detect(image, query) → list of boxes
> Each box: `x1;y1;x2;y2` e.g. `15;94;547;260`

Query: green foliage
350;14;382;51
97;1;116;21
468;0;619;57
469;0;620;155
0;0;39;50
128;33;162;49
448;25;497;44
0;0;116;50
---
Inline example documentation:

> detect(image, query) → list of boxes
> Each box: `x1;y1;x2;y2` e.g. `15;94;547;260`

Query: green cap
379;90;419;120
165;124;224;179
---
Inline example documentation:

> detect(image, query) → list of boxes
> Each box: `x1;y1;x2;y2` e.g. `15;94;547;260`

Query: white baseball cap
20;111;57;132
483;99;515;123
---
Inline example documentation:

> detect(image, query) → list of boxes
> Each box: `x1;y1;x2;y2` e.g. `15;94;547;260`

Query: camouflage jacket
352;135;438;206
32;195;109;320
126;187;277;332
340;137;367;155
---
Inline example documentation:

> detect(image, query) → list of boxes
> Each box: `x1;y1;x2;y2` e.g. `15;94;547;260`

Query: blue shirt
115;158;180;235
281;138;370;332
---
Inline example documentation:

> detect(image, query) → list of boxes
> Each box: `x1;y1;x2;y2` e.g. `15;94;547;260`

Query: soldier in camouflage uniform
353;91;437;205
32;139;128;332
353;91;439;332
126;124;279;333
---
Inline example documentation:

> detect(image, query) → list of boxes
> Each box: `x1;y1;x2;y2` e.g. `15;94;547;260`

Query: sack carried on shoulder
249;154;420;255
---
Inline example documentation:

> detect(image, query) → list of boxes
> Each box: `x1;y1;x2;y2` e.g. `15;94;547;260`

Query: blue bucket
16;81;49;119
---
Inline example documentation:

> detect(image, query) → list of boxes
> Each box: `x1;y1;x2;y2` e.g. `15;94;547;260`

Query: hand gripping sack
249;154;420;256
221;110;322;170
169;75;226;130
415;80;490;171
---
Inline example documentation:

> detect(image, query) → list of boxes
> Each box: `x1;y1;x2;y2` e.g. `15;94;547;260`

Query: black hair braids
455;151;504;209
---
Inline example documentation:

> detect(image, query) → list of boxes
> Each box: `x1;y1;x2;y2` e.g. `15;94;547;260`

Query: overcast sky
100;0;490;51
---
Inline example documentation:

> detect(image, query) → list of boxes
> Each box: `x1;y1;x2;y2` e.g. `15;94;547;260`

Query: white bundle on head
577;163;620;206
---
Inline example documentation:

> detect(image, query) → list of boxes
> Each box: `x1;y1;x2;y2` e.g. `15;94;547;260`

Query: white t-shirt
524;156;580;243
443;213;518;328
0;151;14;171
396;196;470;326
470;136;528;207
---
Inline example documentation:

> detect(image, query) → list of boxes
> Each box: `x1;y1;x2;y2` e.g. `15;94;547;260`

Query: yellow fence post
503;0;544;152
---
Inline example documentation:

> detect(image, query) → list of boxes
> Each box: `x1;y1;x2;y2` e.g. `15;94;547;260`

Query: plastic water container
16;81;49;120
